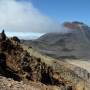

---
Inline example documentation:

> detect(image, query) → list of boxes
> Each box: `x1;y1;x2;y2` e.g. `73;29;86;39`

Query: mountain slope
1;30;85;90
25;21;90;59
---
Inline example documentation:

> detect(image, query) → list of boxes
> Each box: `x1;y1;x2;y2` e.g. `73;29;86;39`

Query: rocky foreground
0;76;63;90
0;76;36;90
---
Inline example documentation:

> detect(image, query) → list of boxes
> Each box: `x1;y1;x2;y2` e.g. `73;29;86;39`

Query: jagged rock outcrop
0;30;6;41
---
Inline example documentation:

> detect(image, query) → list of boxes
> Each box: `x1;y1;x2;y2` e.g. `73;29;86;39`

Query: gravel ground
0;76;62;90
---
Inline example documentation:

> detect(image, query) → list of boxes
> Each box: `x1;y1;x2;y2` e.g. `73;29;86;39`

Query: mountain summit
63;21;87;30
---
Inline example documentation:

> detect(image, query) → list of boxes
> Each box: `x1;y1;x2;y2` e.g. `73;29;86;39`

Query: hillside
25;46;90;89
0;30;87;90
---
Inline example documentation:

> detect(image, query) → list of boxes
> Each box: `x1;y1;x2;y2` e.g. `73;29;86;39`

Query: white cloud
0;0;61;34
6;32;44;39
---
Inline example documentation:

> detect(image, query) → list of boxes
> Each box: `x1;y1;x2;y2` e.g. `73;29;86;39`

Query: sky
30;0;90;24
0;0;90;39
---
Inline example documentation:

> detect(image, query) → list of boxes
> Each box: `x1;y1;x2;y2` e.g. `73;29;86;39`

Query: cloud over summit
0;0;61;33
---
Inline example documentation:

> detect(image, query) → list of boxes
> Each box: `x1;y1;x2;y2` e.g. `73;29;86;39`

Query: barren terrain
66;59;90;73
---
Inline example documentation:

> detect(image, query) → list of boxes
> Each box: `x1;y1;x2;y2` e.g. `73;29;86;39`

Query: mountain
24;21;90;59
1;30;85;90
